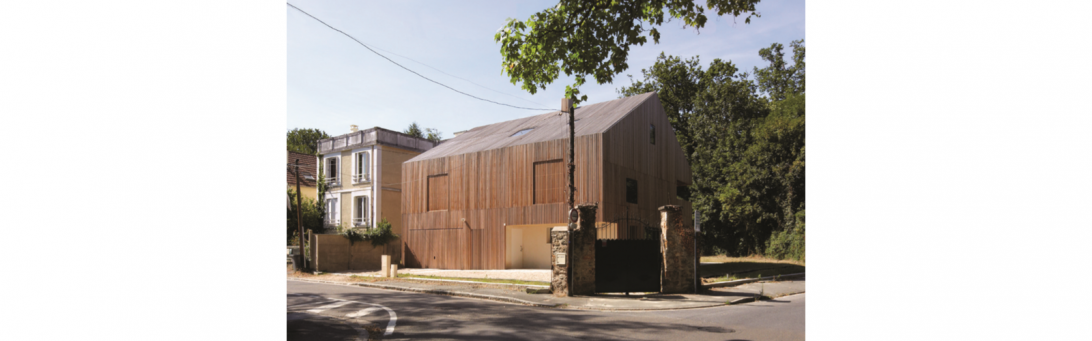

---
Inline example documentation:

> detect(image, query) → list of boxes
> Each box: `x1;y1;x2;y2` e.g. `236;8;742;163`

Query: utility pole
294;159;305;271
562;97;576;296
563;97;575;209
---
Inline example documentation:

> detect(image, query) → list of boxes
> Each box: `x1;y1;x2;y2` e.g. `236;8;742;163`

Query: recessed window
650;124;656;145
676;181;690;201
511;128;534;137
353;151;370;183
533;160;564;204
626;178;638;204
325;198;339;226
325;157;339;185
354;196;369;227
428;174;449;211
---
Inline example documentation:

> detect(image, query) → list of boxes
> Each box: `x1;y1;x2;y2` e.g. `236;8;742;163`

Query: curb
703;272;805;289
331;273;550;290
289;278;559;308
725;291;806;305
289;277;804;312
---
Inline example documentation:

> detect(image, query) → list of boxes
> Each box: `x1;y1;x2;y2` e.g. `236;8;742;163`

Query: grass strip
396;273;549;286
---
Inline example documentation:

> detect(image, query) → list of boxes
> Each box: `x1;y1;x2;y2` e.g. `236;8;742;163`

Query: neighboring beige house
316;126;436;238
287;150;319;201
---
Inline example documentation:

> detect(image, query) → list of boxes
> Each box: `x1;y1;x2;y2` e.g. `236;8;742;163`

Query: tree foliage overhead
495;0;761;104
617;40;804;260
752;39;805;101
287;128;330;155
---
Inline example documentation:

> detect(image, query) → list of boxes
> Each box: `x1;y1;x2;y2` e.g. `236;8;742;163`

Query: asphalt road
287;280;804;341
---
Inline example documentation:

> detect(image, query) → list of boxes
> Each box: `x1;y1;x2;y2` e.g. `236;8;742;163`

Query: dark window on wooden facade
676;181;690;201
626;178;638;204
533;160;564;204
650;124;655;145
428;174;449;211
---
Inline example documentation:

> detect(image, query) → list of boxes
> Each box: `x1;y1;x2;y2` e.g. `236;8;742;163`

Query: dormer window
511;128;534;137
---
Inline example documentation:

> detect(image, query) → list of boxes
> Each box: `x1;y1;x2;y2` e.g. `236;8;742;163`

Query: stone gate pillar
570;204;597;295
660;205;695;293
550;226;570;297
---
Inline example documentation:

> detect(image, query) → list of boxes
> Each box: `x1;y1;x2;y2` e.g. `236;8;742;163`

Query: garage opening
505;224;561;269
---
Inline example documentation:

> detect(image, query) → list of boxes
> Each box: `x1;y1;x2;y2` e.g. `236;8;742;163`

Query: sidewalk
289;272;804;311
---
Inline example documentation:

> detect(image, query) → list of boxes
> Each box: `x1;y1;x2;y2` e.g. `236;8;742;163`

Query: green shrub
338;218;399;248
764;210;805;262
287;188;324;245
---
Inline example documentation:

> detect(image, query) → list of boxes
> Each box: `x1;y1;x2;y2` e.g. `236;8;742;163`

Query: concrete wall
311;233;402;272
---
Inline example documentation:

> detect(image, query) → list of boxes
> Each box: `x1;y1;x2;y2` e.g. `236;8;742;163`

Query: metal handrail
352;218;371;227
352;173;371;183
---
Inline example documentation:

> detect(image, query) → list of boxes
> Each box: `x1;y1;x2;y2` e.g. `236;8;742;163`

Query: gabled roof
408;92;657;161
287;150;318;187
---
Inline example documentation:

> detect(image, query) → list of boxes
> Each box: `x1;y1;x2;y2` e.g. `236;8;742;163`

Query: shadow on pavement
288;287;737;340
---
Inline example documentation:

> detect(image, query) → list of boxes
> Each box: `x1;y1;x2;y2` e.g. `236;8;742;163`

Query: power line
287;3;553;111
365;45;550;109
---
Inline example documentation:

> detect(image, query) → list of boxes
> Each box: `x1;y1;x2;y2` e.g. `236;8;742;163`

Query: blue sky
288;0;804;139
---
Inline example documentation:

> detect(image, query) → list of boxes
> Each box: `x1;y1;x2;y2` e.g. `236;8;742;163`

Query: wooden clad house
401;92;691;269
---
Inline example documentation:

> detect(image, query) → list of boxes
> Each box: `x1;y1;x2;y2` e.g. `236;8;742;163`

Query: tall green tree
752;39;805;101
287;128;330;155
619;54;766;255
617;40;804;259
496;0;761;103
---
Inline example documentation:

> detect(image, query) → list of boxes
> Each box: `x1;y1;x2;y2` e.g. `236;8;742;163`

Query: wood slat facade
402;93;691;269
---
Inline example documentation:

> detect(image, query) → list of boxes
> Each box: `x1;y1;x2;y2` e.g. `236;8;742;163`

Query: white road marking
306;300;353;313
346;307;381;318
289;293;398;336
368;303;398;336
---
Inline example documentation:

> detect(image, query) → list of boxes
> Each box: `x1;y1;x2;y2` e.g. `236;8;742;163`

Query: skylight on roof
511;128;534;137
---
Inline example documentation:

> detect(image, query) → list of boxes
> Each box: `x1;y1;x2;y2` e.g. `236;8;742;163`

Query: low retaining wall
310;234;402;272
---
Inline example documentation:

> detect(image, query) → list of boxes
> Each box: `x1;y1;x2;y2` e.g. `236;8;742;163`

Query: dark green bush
287;188;324;245
764;210;805;262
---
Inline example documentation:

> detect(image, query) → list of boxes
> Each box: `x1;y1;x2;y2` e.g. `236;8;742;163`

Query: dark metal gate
595;210;662;293
595;239;661;292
